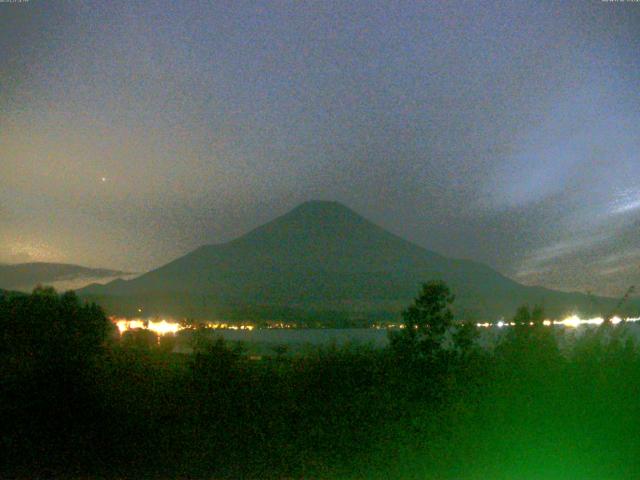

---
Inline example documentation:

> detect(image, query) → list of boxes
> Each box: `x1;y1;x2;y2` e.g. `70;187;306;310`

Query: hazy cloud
1;1;639;295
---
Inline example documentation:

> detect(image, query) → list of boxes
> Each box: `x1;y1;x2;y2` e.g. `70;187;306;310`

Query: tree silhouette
496;304;560;371
452;320;479;357
1;286;112;374
391;280;455;359
0;286;114;472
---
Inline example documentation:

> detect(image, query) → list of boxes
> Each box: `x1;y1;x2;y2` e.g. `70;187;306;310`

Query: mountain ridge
78;201;638;321
0;262;131;293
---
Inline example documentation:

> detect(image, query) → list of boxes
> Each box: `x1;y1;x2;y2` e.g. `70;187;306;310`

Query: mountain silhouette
79;201;635;321
0;262;130;293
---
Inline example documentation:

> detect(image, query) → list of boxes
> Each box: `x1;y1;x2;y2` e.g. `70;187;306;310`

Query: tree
390;280;455;359
496;304;560;370
512;304;544;328
1;286;113;374
0;287;114;468
452;320;479;356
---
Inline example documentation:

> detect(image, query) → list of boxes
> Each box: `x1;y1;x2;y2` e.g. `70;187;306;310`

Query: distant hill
0;263;130;293
78;201;638;322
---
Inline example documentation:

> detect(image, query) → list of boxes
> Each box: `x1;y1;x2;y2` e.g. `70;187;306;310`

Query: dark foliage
0;287;113;473
2;285;640;478
389;280;456;362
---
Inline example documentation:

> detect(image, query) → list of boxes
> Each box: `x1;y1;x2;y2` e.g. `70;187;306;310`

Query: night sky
1;1;639;297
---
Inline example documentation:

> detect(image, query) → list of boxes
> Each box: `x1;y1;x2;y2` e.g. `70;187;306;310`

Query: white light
147;320;180;335
558;315;581;328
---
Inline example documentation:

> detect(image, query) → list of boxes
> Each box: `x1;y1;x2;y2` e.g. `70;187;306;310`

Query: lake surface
171;328;392;355
173;323;640;355
186;328;390;354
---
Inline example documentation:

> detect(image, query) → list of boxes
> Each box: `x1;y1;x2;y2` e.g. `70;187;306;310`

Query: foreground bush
2;288;640;479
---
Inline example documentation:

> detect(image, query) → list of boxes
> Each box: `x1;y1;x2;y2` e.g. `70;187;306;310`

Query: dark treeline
2;284;640;479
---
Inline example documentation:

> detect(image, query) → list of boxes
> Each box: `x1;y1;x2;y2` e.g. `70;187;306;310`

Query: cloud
514;216;640;297
2;1;639;296
0;252;32;264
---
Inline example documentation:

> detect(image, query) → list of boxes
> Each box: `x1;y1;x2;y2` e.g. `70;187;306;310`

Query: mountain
0;262;130;293
78;201;638;322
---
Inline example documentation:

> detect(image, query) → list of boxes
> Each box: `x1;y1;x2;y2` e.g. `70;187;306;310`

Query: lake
174;328;391;355
172;322;640;356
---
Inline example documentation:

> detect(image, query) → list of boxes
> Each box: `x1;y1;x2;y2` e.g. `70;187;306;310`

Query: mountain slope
79;201;636;321
0;262;130;292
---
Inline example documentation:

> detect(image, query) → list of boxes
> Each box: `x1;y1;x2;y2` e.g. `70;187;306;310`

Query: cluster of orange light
111;315;640;336
205;323;255;331
265;322;296;329
111;318;255;336
114;318;181;335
